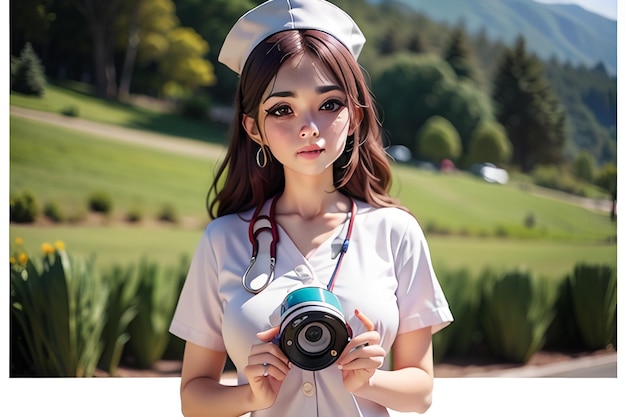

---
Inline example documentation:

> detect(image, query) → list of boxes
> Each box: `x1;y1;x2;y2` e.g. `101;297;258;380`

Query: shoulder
355;200;419;228
200;208;255;246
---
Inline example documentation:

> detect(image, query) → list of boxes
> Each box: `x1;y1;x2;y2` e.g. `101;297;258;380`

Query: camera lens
305;325;323;343
297;322;331;354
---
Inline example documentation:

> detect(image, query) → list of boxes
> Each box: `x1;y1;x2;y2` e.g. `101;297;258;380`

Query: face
244;53;352;181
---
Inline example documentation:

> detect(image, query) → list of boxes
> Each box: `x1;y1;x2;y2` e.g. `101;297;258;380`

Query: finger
355;309;375;332
257;326;280;342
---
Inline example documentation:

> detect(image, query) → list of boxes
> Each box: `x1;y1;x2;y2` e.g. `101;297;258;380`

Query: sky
532;0;617;20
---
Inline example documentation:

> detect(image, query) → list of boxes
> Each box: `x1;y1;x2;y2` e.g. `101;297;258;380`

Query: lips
297;145;324;156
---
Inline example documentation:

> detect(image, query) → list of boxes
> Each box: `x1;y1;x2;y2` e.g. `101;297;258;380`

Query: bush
98;264;141;376
545;275;585;350
433;268;482;362
466;119;512;166
180;93;211;120
531;165;586;196
11;42;46;96
126;206;144;223
124;259;186;369
43;201;64;223
88;190;113;214
61;105;80;117
480;269;557;363
568;264;617;350
416;116;462;164
158;203;179;223
10;190;39;223
10;243;108;376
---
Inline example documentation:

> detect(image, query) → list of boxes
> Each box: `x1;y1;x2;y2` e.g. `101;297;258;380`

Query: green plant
432;267;482;362
126;206;144;223
61;105;80;117
10;241;108;376
98;264;141;375
568;263;617;350
124;259;186;369
544;275;584;350
10;190;39;223
158;203;179;223
43;200;64;223
88;190;113;214
416;115;462;164
11;42;46;96
480;269;557;363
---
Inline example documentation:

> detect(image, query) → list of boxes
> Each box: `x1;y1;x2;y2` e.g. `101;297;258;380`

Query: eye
320;99;345;112
265;104;292;117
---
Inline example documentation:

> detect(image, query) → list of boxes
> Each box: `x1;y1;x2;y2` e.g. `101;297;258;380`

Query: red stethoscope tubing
243;196;356;294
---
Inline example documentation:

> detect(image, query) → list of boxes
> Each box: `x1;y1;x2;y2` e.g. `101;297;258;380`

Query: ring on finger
262;362;269;377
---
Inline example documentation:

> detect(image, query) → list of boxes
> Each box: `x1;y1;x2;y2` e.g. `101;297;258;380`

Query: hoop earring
256;146;268;168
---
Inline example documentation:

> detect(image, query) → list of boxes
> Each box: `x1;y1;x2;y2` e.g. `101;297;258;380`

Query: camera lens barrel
279;287;352;371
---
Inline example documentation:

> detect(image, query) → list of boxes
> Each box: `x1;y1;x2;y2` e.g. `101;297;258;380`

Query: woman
169;1;453;416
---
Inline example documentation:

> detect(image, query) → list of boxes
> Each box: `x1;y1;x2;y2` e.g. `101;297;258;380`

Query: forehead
268;53;340;94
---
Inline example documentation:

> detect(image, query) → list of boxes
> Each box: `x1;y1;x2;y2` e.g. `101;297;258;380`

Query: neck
278;175;349;220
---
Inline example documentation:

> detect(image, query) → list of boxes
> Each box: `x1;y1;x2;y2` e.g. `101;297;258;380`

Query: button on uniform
302;382;315;397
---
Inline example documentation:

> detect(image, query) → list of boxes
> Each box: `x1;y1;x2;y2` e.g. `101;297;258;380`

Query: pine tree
492;37;567;172
11;42;46;96
443;27;481;85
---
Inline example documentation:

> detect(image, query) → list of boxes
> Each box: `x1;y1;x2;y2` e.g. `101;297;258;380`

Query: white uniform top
170;198;453;417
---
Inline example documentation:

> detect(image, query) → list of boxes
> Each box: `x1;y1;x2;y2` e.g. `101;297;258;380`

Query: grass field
9;84;618;280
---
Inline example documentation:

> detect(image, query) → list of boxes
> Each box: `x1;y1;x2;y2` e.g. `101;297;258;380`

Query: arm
180;328;290;417
354;327;434;413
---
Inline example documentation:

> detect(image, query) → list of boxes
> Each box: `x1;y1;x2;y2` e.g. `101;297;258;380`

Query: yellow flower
18;253;28;265
41;242;55;255
54;240;66;251
15;237;23;246
10;256;16;265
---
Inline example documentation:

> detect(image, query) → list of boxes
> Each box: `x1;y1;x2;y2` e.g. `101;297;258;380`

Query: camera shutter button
302;382;315;397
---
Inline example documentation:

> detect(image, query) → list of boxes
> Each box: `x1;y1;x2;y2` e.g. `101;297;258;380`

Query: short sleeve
394;216;453;335
169;227;226;351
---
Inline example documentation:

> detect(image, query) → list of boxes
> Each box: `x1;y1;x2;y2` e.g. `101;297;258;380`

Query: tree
416;116;462;164
374;53;494;154
492;37;568;173
571;151;595;183
466;120;512;166
11;42;46;96
73;0;125;99
443;26;482;85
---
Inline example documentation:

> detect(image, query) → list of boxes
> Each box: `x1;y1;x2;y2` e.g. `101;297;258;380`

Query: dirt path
10;105;227;161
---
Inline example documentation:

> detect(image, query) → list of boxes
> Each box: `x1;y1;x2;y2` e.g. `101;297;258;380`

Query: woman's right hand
244;326;292;410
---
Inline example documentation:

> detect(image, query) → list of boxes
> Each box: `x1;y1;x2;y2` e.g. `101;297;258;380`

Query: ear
242;114;263;145
349;107;364;136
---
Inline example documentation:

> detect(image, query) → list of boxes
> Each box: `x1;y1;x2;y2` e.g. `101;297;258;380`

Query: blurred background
9;0;617;378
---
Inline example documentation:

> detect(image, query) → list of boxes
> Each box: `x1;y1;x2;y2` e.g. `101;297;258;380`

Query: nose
299;118;319;138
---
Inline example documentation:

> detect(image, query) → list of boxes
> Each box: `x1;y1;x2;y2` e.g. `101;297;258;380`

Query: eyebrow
263;85;343;103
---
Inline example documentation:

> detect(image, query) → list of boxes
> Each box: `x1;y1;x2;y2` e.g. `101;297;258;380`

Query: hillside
370;0;617;75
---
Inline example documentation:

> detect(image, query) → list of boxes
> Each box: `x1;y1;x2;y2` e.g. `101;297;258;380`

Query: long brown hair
207;29;403;219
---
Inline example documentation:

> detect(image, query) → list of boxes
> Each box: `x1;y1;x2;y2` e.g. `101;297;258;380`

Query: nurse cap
218;0;366;75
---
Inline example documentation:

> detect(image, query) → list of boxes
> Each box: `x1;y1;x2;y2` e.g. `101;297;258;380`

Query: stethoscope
242;195;357;294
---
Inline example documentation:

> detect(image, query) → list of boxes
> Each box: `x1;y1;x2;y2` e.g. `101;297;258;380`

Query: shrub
124;259;187;369
531;165;586;196
433;268;482;362
416;116;462;164
480;269;557;363
571;151;595;183
88;190;113;214
43;201;64;223
98;264;141;376
10;242;108;376
568;264;617;350
158;203;179;223
544;275;585;350
61;105;80;117
11;42;46;96
466;120;512;166
180;93;211;120
10;190;39;223
126;206;144;223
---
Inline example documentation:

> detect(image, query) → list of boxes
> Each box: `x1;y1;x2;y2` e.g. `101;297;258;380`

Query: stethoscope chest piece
242;213;278;294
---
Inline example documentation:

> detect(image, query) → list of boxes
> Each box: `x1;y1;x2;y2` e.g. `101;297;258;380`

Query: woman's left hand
336;309;386;393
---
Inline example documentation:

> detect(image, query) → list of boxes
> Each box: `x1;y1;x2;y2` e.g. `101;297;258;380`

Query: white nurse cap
218;0;366;75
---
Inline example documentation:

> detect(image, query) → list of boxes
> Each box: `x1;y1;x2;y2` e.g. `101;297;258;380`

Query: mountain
368;0;617;75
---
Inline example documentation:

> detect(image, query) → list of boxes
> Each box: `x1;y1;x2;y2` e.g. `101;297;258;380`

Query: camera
277;287;352;371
